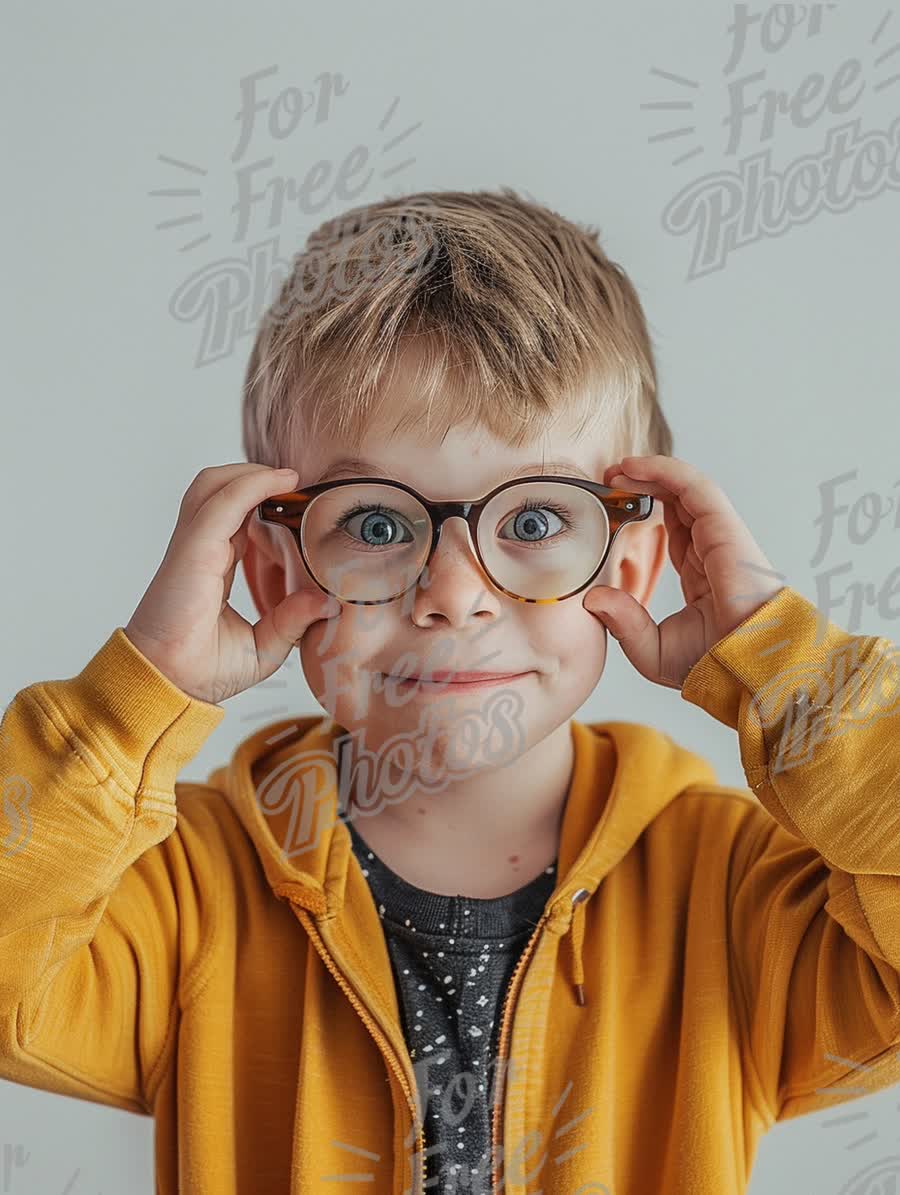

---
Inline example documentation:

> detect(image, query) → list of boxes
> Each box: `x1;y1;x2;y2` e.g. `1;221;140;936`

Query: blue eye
498;500;572;544
335;503;415;547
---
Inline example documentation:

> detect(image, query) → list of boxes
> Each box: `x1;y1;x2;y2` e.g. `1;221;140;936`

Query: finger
608;457;768;582
251;588;341;682
178;463;282;522
187;467;298;562
221;505;258;607
221;469;304;610
662;498;691;574
605;455;737;524
582;585;664;685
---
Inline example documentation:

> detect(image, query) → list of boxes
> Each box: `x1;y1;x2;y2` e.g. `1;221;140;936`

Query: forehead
298;410;616;497
301;421;610;495
291;337;617;494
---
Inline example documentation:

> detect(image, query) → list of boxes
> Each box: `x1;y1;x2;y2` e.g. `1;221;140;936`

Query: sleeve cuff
30;627;226;801
680;585;876;733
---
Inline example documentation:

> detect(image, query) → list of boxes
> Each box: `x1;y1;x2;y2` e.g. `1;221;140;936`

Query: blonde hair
241;187;673;469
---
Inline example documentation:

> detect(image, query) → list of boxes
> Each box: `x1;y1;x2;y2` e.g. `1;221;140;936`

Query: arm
0;462;338;1114
682;585;900;1122
0;627;224;1114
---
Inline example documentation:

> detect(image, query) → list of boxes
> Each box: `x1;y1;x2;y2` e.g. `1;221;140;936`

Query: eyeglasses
257;474;654;605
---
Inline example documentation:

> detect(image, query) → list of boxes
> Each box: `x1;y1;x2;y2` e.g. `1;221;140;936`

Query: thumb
252;588;342;682
582;585;662;684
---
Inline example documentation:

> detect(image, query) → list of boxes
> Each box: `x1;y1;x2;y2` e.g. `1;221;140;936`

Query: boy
1;188;899;1195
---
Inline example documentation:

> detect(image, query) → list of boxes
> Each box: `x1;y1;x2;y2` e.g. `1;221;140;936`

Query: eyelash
515;499;573;526
334;502;401;536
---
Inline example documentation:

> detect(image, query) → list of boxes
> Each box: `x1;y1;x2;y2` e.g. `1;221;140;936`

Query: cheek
542;608;609;684
297;615;393;723
299;622;359;697
539;600;604;638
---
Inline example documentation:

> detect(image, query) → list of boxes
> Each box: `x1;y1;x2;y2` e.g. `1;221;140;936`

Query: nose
409;515;502;628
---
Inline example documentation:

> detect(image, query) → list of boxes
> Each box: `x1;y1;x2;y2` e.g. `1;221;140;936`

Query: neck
339;719;575;893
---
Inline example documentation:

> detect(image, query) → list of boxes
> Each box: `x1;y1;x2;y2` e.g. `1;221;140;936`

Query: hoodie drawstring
568;887;590;1007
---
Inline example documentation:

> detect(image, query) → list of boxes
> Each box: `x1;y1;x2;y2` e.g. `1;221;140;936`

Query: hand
581;455;785;690
124;464;340;705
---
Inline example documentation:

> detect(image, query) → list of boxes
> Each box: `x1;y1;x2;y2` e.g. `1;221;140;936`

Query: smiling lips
390;670;527;683
378;670;533;695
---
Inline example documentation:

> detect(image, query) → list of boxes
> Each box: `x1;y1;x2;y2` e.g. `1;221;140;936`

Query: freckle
417;807;426;815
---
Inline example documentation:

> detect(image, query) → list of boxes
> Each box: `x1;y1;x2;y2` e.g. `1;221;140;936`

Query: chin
336;686;534;772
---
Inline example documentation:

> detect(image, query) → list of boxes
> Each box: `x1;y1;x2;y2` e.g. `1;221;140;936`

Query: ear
609;505;668;609
243;520;288;621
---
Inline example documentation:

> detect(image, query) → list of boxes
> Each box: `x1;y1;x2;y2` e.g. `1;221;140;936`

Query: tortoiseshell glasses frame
257;474;654;606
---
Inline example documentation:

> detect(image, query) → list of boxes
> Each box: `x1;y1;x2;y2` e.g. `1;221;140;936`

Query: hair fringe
241;187;673;472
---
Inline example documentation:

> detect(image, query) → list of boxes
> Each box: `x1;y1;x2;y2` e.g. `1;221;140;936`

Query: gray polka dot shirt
345;815;558;1193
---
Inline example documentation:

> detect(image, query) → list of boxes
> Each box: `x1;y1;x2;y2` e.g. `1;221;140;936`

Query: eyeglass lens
298;481;611;602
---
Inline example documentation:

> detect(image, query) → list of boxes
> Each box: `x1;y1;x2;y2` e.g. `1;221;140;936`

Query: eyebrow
310;456;595;485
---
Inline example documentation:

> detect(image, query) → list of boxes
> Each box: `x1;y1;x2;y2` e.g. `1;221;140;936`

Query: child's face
250;404;664;785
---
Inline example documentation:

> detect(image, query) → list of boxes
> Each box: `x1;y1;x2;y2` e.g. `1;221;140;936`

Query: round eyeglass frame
257;474;655;606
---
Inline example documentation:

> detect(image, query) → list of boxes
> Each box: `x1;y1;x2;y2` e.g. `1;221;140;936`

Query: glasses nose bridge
426;499;481;565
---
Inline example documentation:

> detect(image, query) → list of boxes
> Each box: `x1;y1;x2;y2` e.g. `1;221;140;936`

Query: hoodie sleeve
0;628;225;1115
681;585;900;1124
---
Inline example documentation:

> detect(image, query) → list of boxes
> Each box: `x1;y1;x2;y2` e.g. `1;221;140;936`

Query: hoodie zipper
292;905;429;1194
489;905;553;1194
288;891;575;1194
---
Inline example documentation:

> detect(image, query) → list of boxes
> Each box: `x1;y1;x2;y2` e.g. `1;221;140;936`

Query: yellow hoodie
1;585;899;1194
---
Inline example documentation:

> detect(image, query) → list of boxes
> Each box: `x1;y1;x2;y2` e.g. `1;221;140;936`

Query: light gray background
2;0;899;1191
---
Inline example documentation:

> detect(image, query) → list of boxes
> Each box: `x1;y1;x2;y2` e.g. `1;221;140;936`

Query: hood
207;714;718;1008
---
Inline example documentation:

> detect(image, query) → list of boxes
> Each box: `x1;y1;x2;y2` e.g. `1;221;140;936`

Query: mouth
379;670;534;694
